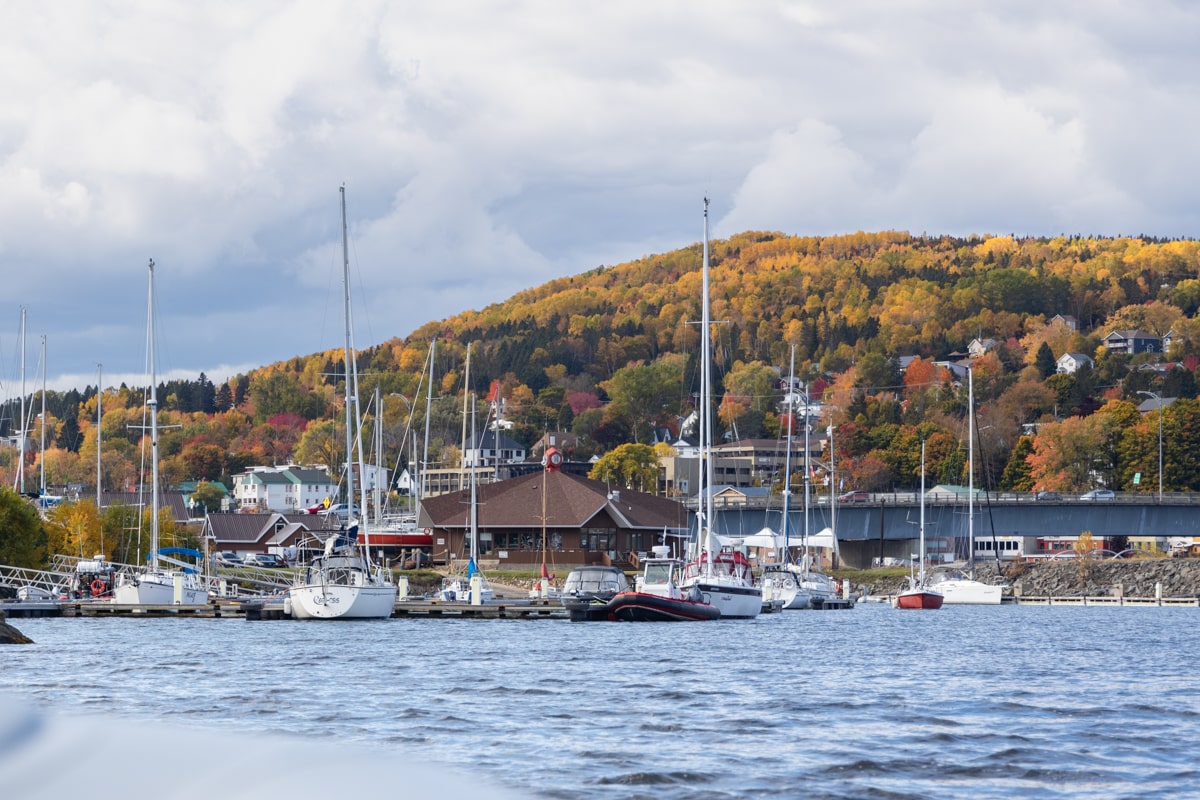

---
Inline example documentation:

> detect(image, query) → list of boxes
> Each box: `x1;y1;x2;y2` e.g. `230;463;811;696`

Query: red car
838;490;870;503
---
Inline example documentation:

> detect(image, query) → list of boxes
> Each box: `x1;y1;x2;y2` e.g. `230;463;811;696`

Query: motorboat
561;565;631;621
573;547;719;622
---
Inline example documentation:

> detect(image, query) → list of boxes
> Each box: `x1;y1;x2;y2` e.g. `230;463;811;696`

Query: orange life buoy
90;579;106;595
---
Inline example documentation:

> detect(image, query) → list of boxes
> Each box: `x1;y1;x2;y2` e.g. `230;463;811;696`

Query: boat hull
687;582;762;619
604;591;721;622
895;589;944;610
112;572;207;606
934;578;1003;605
288;584;397;619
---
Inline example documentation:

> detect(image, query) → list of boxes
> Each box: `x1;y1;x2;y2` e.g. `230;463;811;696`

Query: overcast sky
3;1;1198;394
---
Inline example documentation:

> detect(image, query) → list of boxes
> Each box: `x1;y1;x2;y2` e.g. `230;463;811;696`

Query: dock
1;597;569;620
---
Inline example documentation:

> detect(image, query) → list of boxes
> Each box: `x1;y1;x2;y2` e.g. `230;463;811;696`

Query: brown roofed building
201;512;344;560
418;468;690;571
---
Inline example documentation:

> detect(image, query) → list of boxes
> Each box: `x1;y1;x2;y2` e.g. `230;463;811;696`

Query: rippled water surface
4;604;1199;799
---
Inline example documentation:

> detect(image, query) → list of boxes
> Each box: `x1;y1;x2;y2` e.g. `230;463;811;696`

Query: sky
3;1;1199;394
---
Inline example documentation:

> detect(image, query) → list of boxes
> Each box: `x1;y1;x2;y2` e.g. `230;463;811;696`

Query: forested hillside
5;230;1200;504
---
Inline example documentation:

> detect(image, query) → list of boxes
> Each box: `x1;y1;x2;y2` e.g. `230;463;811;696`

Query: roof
102;490;189;521
419;469;688;532
1104;329;1158;341
471;430;526;451
286;468;335;484
202;512;343;547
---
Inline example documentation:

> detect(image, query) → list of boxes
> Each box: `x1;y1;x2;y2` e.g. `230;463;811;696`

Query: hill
4;230;1200;501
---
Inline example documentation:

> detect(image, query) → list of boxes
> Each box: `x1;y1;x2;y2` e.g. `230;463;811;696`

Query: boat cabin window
643;563;674;586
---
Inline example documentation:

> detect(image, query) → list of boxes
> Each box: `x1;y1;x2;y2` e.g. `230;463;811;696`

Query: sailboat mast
16;306;25;494
420;338;435;504
338;187;357;523
700;198;714;574
967;366;975;576
147;260;160;573
919;440;926;584
460;343;471;492
469;392;478;562
96;363;102;508
373;386;383;527
39;335;46;497
781;345;795;558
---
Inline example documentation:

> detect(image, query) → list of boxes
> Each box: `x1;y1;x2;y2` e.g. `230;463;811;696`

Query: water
3;604;1199;799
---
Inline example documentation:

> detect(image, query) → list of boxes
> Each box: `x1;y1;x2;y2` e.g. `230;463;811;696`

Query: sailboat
895;441;943;610
438;387;494;604
929;366;1004;604
112;260;208;606
287;187;398;620
759;346;811;610
678;198;761;619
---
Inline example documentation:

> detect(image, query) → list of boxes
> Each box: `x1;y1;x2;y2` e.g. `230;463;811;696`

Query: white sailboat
287;187;398;620
112;260;207;606
679;198;761;619
438;388;494;604
759;346;811;610
930;366;1004;604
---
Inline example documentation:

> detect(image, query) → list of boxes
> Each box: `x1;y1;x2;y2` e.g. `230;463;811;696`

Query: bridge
698;492;1200;569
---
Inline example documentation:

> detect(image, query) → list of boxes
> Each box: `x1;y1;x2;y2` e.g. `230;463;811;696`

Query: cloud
0;2;1195;392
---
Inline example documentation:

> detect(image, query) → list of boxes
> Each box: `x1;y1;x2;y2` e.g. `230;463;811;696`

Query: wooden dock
1;597;569;620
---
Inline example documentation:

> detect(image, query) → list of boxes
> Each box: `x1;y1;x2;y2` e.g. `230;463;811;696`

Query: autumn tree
0;486;48;568
588;443;661;494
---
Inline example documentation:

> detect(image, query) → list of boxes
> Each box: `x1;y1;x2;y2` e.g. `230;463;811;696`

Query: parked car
838;490;870;503
1080;489;1116;502
246;553;288;568
320;503;360;521
1035;491;1061;501
214;551;243;565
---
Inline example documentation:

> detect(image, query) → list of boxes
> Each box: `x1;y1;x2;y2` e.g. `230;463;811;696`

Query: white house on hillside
233;465;337;513
1056;353;1094;374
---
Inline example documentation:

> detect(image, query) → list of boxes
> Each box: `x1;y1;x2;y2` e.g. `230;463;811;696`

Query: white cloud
0;1;1194;393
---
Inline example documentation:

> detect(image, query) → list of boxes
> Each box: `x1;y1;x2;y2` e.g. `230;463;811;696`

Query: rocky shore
856;558;1200;599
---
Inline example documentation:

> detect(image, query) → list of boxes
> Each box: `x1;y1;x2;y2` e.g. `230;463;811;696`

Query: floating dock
1;597;569;620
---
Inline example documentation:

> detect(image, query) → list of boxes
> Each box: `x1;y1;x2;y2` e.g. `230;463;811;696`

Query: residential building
1056;353;1094;374
231;465;337;513
1102;329;1162;355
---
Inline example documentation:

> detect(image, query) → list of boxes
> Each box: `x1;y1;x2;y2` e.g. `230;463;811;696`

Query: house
174;480;231;516
464;430;527;467
1163;328;1180;353
699;485;772;508
231;465;337;513
418;465;690;570
201;512;343;560
1136;396;1176;414
1056;353;1094;374
967;338;998;358
1049;314;1078;331
1102;329;1162;355
531;431;579;457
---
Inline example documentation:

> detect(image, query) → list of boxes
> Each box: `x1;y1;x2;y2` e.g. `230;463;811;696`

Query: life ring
90;579;106;594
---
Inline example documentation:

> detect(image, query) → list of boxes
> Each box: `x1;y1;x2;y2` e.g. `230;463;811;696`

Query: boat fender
90;579;106;595
283;597;292;617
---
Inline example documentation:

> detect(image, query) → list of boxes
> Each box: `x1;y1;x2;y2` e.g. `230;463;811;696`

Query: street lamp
1137;390;1164;503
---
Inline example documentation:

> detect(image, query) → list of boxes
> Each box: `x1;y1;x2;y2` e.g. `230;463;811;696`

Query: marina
3;603;1199;799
